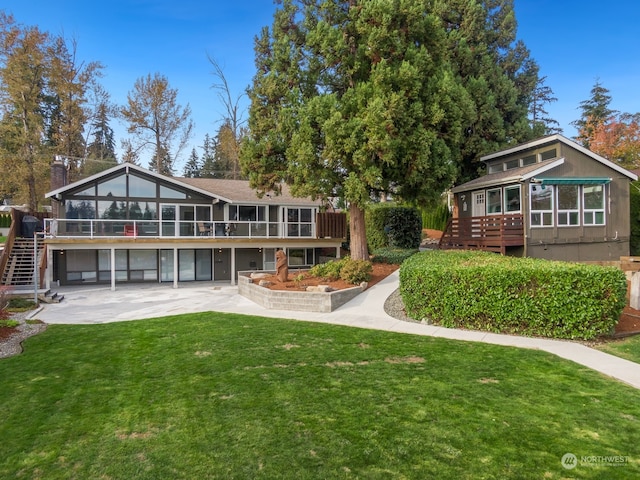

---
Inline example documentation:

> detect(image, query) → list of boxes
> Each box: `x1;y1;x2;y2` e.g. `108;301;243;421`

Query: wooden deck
438;214;525;254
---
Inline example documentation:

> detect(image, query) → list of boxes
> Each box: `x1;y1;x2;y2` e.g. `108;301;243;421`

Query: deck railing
43;218;317;240
438;214;525;254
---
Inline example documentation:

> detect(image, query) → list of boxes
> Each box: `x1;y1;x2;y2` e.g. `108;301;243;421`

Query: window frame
529;184;554;227
556;184;580;227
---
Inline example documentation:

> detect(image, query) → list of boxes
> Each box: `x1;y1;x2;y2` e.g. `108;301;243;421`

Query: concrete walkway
31;271;640;390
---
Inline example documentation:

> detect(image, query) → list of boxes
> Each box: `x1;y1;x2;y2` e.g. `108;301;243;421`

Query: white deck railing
44;218;315;239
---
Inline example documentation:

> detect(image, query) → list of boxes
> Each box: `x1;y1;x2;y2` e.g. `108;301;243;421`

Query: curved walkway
31;271;640;390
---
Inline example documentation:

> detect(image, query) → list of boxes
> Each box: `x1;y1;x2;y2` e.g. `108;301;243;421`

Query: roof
480;134;638;181
45;162;321;206
451;158;564;193
177;177;320;206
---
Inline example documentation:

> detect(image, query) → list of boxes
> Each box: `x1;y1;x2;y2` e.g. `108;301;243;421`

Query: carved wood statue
275;249;289;282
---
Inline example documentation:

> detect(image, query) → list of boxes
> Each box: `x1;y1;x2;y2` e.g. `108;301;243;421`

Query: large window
285;208;313;237
583;185;605;225
530;185;554;227
557;185;580;226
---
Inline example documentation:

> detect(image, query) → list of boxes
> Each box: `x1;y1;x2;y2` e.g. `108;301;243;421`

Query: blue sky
3;0;640;172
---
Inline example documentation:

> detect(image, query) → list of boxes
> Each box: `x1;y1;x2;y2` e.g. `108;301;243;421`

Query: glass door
161;204;176;237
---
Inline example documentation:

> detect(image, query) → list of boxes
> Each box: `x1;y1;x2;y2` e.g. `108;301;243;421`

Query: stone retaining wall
237;271;363;313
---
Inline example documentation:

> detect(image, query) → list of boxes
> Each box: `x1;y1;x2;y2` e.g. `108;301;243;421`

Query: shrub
421;202;451;231
370;247;418;264
309;258;347;281
7;297;36;312
340;259;373;284
365;204;392;252
386;207;422;249
365;204;422;251
0;319;19;328
400;250;627;340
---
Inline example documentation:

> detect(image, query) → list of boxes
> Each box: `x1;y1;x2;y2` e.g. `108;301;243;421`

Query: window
505;159;519;170
97;176;127;197
285;208;314;237
488;163;503;174
504;186;521;213
583;185;605;225
530;184;554;227
522;154;536;166
540;148;557;161
487;189;502;214
557;185;580;226
129;174;156;197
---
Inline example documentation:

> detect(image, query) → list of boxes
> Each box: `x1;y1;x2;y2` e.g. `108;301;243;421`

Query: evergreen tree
148;143;173;176
572;80;617;148
199;133;217;177
242;0;471;260
432;0;538;182
183;147;201;177
529;74;561;136
84;101;118;175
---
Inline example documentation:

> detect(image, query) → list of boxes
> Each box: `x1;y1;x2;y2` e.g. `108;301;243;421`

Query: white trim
45;162;233;203
521;158;565;180
480;134;638;181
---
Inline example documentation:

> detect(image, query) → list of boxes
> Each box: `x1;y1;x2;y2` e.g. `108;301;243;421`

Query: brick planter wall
237;271;364;313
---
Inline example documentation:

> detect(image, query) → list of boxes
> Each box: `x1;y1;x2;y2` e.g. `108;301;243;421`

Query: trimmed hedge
400;250;627;340
370;247;418;264
0;214;11;228
365;204;421;251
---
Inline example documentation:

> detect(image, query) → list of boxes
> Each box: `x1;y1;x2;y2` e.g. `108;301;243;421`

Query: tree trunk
349;204;369;261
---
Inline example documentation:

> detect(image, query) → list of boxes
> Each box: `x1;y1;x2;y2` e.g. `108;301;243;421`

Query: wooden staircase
1;238;42;287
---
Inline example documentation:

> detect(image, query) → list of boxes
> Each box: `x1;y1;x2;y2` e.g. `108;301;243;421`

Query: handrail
43;218;319;240
0;209;22;283
439;214;525;254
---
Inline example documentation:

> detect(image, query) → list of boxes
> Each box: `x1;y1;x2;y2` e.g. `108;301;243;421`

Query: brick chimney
50;157;68;218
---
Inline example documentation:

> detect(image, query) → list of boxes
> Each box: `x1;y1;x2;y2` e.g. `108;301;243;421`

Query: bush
421;202;451;231
7;297;36;312
340;259;373;284
309;258;347;281
386;207;422;249
365;204;392;252
0;214;11;228
370;247;418;264
400;250;627;340
365;204;422;251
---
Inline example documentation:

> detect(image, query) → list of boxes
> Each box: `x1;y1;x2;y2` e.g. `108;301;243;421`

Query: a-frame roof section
451;158;565;193
45;162;321;206
480;134;638;181
45;162;227;201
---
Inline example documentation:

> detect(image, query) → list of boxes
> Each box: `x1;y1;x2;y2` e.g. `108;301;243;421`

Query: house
39;161;346;289
440;134;638;262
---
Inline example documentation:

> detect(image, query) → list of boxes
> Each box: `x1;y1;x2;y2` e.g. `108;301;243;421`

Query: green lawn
1;312;639;479
598;334;640;364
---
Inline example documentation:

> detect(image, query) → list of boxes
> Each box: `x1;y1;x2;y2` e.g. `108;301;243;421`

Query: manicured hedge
399;250;627;340
365;204;421;251
370;247;418;264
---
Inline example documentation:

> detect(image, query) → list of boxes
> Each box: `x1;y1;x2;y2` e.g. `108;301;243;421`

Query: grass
1;312;640;479
598;335;640;364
